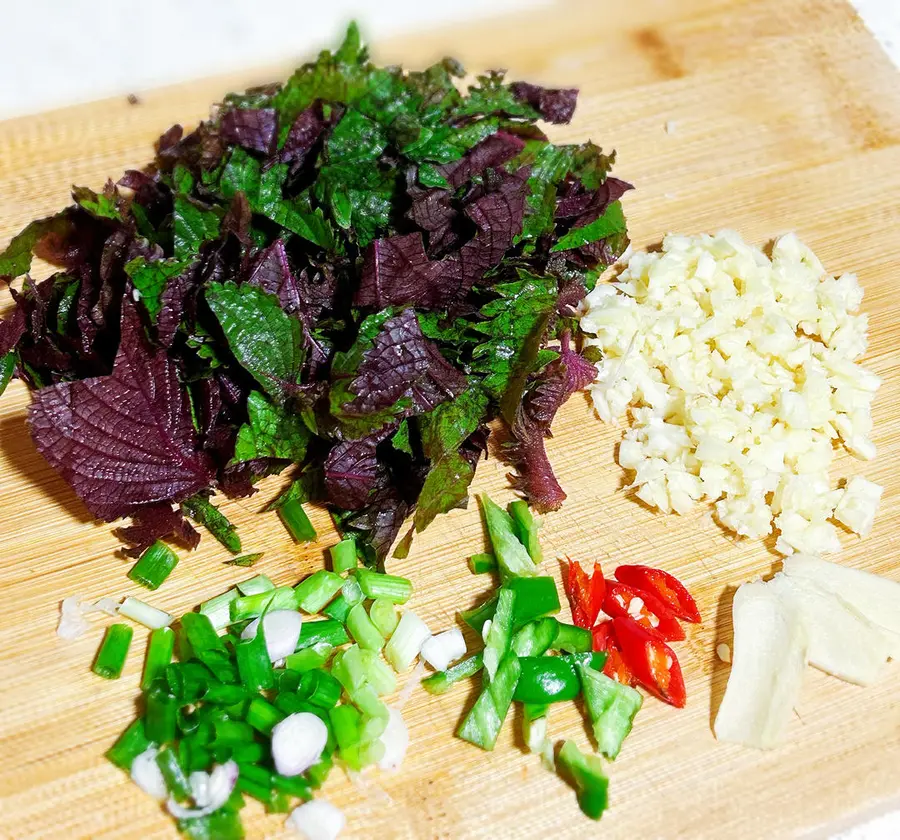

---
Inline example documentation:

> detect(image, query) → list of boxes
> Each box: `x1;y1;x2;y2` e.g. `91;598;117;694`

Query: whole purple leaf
346;309;467;415
27;301;215;521
324;432;383;510
220;108;278;155
507;332;595;512
510;82;578;125
439;131;525;189
115;502;201;558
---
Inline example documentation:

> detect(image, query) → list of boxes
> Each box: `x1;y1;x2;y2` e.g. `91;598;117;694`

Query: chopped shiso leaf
224;552;263;568
181;495;241;553
127;540;179;591
93;624;133;679
0;22;628;560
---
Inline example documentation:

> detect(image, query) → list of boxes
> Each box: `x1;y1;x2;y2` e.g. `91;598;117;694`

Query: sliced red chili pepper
603;582;685;642
614;564;701;623
613;616;686;708
591;621;634;685
563;559;605;629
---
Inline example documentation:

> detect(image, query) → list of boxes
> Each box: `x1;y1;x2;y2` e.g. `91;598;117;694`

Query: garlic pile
580;231;882;555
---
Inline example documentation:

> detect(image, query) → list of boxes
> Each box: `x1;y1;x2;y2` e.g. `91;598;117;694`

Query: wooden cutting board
2;0;900;837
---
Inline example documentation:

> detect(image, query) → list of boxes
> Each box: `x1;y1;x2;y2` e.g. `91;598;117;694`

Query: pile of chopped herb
0;23;630;561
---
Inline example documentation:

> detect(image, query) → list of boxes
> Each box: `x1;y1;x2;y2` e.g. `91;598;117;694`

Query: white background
1;0;898;836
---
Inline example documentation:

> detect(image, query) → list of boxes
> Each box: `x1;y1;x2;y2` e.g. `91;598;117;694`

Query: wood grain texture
2;0;900;837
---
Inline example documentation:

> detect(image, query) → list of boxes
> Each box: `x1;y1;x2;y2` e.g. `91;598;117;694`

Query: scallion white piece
271;712;328;777
384;611;431;672
119;596;173;629
241;610;303;662
286;799;345;840
377;707;409;771
166;760;238;819
130;747;167;801
421;629;466;672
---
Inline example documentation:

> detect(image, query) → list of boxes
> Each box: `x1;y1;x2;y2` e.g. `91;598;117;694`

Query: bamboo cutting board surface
2;0;900;837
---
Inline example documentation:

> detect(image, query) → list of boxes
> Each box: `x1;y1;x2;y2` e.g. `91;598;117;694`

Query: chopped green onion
331;645;368;694
342;575;364;606
127;540;179;591
523;703;549;754
246;696;285;734
181;494;241;553
180;613;226;656
358;649;396;696
145;684;178;743
106;719;150;770
166;662;211;702
271;772;312;800
295;570;343;613
238;762;272;789
92;623;133;679
305;754;333;789
237;574;275;596
322;594;352;623
300;669;342;709
236;775;272;806
457;653;521;750
484;588;515;681
278;499;317;543
578;664;643;760
236;625;274;691
479;494;538;579
512;617;559;657
329;539;358;574
508;500;543;564
554;622;592;653
355;568;413;604
351;684;389;723
368;598;398;638
199;589;238;631
468;552;497;574
557;740;609;820
231;586;296;622
330;704;362;767
422;652;484;695
156;746;191;801
119;596;173;629
285;643;335;672
231;742;265;765
213;717;255;746
384;611;431;672
346;603;384;652
142;627;175;690
203;683;248;706
297;618;349;649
